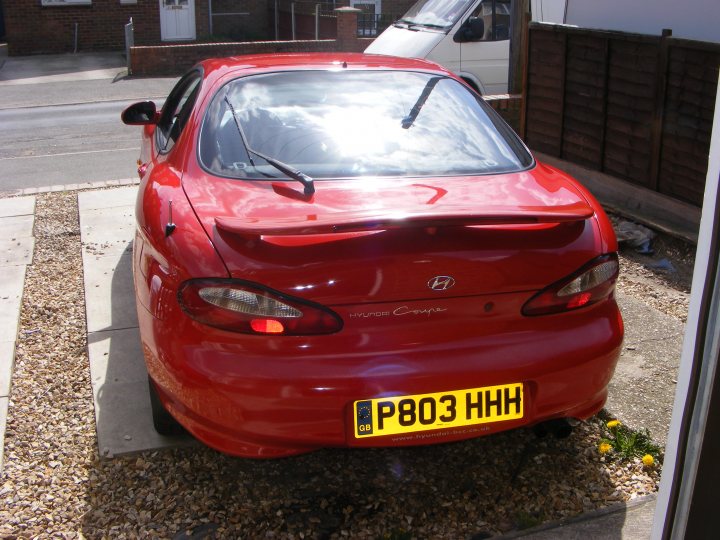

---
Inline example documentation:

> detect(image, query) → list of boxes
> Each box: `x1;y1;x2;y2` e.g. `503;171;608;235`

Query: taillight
522;254;619;316
178;279;343;335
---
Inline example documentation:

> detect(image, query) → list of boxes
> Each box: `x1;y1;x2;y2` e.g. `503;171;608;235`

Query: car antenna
165;200;176;237
224;97;315;196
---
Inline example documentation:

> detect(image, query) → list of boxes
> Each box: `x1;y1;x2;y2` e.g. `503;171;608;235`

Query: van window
469;0;511;41
399;0;475;30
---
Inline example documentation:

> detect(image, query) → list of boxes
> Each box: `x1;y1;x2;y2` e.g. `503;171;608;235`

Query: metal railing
357;13;398;37
276;0;338;40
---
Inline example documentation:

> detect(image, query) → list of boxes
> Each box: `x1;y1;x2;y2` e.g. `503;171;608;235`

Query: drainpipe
315;3;320;40
275;0;279;40
291;3;296;40
209;0;213;36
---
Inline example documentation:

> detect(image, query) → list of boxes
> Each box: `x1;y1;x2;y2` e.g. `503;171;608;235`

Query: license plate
354;383;523;438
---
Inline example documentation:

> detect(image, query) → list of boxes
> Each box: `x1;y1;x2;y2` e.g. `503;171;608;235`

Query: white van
365;0;566;94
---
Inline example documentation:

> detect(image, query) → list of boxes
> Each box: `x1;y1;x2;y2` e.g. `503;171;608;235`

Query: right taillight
178;279;343;335
522;254;619;316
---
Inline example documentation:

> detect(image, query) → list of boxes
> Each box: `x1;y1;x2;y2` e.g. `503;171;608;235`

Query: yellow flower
642;454;655;466
607;420;621;429
599;442;612;454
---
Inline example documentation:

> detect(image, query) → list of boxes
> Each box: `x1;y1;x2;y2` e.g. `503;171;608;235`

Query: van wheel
462;78;481;94
148;377;187;436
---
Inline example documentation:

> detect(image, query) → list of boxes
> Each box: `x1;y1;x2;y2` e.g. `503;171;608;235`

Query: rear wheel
148;377;187;436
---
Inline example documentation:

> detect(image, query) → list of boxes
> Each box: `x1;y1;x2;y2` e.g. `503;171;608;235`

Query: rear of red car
132;54;623;458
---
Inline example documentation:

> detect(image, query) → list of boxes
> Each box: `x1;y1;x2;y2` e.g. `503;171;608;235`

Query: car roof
197;53;452;80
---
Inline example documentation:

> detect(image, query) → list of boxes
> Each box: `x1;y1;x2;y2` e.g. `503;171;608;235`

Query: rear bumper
139;297;623;458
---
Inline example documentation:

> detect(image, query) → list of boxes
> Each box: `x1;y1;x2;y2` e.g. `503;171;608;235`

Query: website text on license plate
354;383;523;438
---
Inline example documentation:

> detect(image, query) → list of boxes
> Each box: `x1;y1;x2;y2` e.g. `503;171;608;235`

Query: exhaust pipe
532;418;574;439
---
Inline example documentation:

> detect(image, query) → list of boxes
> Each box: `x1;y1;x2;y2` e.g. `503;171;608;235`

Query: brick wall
130;7;372;75
3;0;216;55
131;39;338;75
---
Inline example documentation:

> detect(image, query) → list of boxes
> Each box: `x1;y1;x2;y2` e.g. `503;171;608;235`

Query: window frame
155;69;203;155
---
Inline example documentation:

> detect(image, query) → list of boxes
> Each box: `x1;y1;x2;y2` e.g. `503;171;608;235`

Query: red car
122;53;622;458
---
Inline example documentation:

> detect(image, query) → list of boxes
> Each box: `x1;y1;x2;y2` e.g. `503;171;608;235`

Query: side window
156;72;202;154
468;0;511;41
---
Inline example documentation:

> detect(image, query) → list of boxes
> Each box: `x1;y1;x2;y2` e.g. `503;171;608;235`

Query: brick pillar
335;7;361;52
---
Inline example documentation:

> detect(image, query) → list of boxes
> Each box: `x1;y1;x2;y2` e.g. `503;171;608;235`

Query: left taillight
522;253;619;316
178;279;343;335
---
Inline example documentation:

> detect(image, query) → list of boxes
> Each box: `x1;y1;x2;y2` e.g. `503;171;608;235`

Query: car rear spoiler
215;203;594;238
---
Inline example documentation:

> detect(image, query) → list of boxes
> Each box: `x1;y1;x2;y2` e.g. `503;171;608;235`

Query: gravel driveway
1;191;689;539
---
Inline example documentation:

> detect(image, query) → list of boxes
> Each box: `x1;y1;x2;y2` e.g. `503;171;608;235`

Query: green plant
599;419;661;464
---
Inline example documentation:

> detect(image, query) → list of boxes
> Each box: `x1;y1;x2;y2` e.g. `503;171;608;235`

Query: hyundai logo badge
428;276;455;291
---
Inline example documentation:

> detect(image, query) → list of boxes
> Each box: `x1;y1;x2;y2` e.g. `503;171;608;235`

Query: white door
159;0;196;41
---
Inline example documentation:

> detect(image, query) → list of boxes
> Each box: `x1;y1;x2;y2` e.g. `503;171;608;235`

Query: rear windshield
199;70;532;180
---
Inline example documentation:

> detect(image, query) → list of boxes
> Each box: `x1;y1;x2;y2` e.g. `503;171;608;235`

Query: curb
495;494;657;539
0;178;140;199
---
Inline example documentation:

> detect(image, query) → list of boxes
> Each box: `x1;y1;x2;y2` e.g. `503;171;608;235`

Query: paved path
0;196;36;470
78;187;192;457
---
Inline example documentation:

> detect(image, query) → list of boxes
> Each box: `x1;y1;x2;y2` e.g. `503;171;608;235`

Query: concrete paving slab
80;215;135;257
503;495;656;539
0;237;35;267
0;341;15;397
0;397;7;470
88;327;148;386
88;325;194;457
83;244;136;333
91;365;193;457
88;327;189;457
81;186;193;456
78;186;138;211
0;265;26;342
609;292;684;446
0;214;34;239
0;196;35;218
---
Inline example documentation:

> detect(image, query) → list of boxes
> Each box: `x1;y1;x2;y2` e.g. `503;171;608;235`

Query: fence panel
524;23;720;207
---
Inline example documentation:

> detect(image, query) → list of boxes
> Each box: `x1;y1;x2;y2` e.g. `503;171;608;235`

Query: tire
148;376;187;436
462;77;481;95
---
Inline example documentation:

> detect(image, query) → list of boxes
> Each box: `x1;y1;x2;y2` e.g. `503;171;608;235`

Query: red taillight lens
178;279;343;335
522;254;619;316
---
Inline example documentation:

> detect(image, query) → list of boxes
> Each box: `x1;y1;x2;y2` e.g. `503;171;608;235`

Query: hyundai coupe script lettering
349;306;448;318
123;53;622;458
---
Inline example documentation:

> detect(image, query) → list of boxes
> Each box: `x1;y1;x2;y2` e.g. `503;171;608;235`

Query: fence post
649;28;673;192
509;0;529;94
334;6;361;51
124;17;134;75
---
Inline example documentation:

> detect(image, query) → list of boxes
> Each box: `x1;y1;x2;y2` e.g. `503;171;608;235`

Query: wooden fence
524;23;720;207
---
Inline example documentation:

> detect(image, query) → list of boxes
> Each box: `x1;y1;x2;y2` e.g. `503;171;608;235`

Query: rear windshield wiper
224;97;315;196
401;76;443;129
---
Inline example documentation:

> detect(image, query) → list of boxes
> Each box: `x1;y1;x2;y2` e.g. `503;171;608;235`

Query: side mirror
122;101;159;125
453;17;485;43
